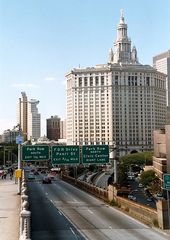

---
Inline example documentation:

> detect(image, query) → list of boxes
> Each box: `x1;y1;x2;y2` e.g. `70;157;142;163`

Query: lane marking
88;209;93;214
70;227;76;236
58;210;62;215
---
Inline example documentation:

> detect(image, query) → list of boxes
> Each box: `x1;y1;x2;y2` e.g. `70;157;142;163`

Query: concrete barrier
20;171;31;240
62;174;160;228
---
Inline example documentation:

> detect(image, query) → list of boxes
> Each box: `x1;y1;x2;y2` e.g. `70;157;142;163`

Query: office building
27;99;41;140
153;126;170;188
153;50;170;106
60;119;66;139
16;92;28;140
17;92;41;141
66;11;167;156
1;128;19;143
46;115;60;141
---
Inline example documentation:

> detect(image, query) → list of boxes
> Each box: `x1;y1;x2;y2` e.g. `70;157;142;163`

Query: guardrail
20;171;31;240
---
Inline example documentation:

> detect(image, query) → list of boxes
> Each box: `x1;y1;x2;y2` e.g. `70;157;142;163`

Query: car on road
127;175;135;180
128;194;136;201
42;176;52;184
27;173;35;180
47;173;55;180
155;192;163;200
147;197;153;202
138;183;143;188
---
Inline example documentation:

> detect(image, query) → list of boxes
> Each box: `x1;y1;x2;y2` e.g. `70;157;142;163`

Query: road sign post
51;146;80;165
82;145;109;164
22;145;50;161
16;134;23;195
163;174;170;229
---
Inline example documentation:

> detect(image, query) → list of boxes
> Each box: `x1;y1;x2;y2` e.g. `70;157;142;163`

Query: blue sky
0;0;170;135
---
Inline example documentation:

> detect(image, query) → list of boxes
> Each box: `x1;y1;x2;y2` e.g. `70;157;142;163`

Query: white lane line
70;227;76;236
88;209;93;214
58;210;62;215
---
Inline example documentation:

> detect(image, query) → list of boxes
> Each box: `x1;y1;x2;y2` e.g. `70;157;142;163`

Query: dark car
42;177;51;184
27;173;35;181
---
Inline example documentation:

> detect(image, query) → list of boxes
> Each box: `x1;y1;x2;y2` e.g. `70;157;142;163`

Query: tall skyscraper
60;119;66;139
27;99;41;140
46;115;60;141
153;50;170;106
16;92;28;140
17;93;41;141
66;11;167;156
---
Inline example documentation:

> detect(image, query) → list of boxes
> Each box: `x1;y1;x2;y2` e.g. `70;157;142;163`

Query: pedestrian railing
20;171;31;240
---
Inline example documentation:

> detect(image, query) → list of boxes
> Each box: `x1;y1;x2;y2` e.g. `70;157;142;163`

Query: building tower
153;50;170;106
17;92;28;140
46;115;60;141
60;119;66;139
27;99;41;141
66;11;167;155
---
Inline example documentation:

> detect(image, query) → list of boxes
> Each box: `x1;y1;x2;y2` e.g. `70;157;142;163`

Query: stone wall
108;185;158;226
62;175;163;228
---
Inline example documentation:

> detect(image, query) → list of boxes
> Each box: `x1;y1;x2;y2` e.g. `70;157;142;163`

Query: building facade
17;92;28;140
153;126;170;188
153;50;170;106
17;93;41;141
66;12;167;156
60;119;66;139
46;115;60;141
1;128;19;143
27;99;41;140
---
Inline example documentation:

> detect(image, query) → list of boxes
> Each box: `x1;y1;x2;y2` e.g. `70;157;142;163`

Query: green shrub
152;218;159;227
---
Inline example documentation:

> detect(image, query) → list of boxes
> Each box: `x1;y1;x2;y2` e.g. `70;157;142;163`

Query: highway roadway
27;176;169;240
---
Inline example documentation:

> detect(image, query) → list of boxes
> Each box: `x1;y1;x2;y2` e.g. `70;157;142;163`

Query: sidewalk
0;176;20;240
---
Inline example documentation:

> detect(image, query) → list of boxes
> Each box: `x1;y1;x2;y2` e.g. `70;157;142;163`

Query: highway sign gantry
51;145;80;165
82;145;109;164
22;145;50;161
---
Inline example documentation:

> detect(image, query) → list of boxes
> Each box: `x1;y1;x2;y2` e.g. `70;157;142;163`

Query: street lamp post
3;147;5;167
15;124;23;195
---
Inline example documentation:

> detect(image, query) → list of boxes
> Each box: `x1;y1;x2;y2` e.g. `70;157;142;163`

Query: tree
120;151;153;170
139;170;159;192
117;163;128;187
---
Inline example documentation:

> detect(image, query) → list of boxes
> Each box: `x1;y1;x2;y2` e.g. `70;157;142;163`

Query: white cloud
44;77;56;81
11;83;39;88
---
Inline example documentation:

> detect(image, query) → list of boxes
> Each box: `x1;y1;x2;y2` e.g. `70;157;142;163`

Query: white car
128;194;136;201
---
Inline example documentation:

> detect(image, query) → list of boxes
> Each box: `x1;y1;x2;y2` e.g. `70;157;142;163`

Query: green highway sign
82;145;109;164
51;146;80;164
163;174;170;190
22;145;50;161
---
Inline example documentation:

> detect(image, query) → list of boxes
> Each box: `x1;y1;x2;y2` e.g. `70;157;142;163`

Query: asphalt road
27;176;169;240
128;179;156;208
28;180;85;240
